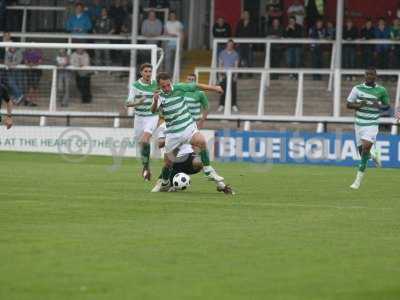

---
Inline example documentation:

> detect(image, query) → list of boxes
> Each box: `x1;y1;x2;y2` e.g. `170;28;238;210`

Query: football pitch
0;152;399;300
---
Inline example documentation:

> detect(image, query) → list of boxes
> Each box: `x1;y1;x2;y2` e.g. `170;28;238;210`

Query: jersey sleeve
380;88;390;105
174;83;197;93
126;86;137;104
347;87;358;103
199;91;209;109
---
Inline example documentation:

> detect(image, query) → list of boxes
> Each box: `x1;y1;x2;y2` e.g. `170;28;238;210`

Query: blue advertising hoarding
215;130;400;168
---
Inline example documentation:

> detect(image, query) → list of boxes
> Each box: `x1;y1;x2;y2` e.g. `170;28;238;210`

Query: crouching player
157;123;234;194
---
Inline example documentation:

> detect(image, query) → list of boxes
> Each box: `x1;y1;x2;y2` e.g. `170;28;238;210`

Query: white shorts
157;122;167;140
355;125;378;147
165;123;198;154
133;115;159;140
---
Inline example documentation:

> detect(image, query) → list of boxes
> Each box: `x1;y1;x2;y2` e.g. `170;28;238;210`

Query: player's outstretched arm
196;83;224;94
125;96;146;107
347;101;364;110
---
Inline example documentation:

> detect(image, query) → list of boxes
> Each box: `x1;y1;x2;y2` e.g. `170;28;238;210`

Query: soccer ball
172;173;191;190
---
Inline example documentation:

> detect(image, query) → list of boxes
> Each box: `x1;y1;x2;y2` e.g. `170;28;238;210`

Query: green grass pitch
0;152;399;300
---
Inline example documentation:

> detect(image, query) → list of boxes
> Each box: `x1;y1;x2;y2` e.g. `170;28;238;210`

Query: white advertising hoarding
0;126;215;159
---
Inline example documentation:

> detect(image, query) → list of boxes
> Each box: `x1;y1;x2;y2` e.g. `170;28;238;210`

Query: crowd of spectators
212;1;400;82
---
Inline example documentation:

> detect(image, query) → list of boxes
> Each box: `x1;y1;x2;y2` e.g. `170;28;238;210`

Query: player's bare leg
190;132;224;182
140;132;152;181
351;140;373;189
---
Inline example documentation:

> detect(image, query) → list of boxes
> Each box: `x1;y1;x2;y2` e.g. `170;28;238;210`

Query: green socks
161;166;172;182
358;152;370;172
200;149;210;167
141;143;150;169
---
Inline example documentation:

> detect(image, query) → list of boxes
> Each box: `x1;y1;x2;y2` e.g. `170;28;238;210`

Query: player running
1;77;13;129
156;123;234;194
151;72;225;192
346;68;397;189
125;63;158;181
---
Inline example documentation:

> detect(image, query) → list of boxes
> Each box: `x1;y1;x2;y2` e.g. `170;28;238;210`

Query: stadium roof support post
333;0;344;117
129;0;140;85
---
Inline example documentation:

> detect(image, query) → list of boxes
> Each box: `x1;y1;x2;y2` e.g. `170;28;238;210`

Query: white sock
203;165;214;174
355;171;364;182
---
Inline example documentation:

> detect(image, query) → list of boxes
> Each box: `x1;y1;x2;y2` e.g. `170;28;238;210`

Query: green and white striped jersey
158;83;197;134
347;83;389;126
184;90;209;121
126;79;158;117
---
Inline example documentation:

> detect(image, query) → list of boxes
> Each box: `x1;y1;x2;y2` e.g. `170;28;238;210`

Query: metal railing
195;66;400;135
211;38;337;88
1;32;181;83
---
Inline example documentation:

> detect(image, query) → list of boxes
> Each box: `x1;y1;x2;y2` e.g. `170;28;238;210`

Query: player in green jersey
125;63;159;181
185;73;209;129
150;72;226;192
346;68;396;189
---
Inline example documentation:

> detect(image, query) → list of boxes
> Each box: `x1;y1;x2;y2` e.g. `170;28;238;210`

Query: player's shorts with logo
355;125;378;146
133;115;159;140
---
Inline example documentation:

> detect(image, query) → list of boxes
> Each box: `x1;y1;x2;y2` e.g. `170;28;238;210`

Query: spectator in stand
109;0;128;34
305;0;322;28
326;21;336;39
122;0;132;16
23;48;43;106
267;18;284;79
391;18;400;71
265;0;283;22
120;14;132;70
360;18;375;68
87;0;102;22
109;0;128;65
149;0;170;8
55;49;70;107
0;31;11;64
4;45;24;105
284;16;303;79
287;0;305;26
218;39;239;113
70;49;92;104
309;19;326;80
374;18;391;71
141;10;163;42
213;17;232;54
93;7;114;66
235;10;257;73
342;19;358;80
261;5;283;36
66;3;92;34
6;0;22;32
164;11;183;75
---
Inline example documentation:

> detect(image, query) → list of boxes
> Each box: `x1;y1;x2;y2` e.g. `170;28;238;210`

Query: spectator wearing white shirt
287;0;305;26
70;49;92;103
163;11;183;75
56;49;70;107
